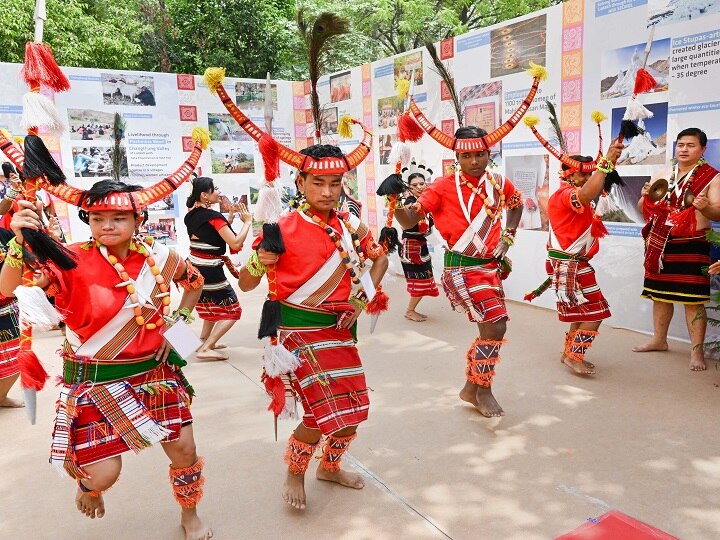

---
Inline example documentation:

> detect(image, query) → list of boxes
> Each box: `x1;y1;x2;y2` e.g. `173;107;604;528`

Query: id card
162;321;203;360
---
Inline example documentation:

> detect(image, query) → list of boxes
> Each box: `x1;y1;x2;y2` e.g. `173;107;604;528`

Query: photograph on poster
235;81;278;110
101;73;156;106
68;109;116;141
141;217;177;245
612;102;668;165
377;96;405;129
146;193;176;214
600;39;670;99
378;134;397;165
330;71;352;103
208;113;251;142
321;107;339;135
648;0;720;26
506;154;548;230
210;144;255;174
600;175;647;224
343;168;359;199
72;146;127;178
490;14;546;78
249;184;296;206
394;51;424;86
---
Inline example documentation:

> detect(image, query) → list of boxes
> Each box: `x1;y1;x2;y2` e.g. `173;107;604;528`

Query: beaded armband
171;307;195;325
349;290;369;311
246;250;268;277
500;227;517;246
175;260;204;291
596;156;615;174
5;237;24;268
569;189;585;213
4;186;20;201
506;190;523;210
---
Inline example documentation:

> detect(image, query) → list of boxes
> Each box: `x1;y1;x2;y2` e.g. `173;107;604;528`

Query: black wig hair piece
379;226;400;254
23;134;65;186
258;222;286;255
376;173;406;196
258;299;281;340
620;120;643;140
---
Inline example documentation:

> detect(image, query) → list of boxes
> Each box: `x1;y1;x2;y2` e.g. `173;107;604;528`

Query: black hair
407;172;427;184
297;145;345;180
78;179;143;224
676;127;707;147
454;126;488;140
1;162;15;179
561;155;593;172
186;176;215;208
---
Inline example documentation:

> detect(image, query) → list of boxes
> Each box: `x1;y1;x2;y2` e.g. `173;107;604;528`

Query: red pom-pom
20;42;71;92
366;290;389;315
18;349;48;391
669;207;697;237
591;217;608;239
523;291;537;302
398;111;425;143
263;374;285;417
258;134;280;182
633;68;657;96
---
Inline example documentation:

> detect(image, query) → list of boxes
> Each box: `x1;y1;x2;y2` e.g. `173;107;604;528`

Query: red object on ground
556;510;679;539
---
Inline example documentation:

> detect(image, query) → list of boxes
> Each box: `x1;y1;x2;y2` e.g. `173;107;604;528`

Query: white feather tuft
254;183;283;223
263;342;302;377
388;141;412;167
14;285;63;330
21;92;66;135
623;97;654;122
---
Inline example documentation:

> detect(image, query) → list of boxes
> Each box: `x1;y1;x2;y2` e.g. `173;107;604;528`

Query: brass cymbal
648;178;668;202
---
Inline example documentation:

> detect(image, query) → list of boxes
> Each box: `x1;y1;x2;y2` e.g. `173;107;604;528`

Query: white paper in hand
360;271;376;302
162;321;202;360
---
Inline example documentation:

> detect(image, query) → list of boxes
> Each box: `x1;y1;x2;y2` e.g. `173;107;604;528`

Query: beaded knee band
319;433;357;473
169;456;205;508
466;338;504;387
565;330;598;362
284;434;319;475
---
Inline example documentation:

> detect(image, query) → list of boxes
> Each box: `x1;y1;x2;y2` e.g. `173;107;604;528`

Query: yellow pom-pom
203;67;226;94
527;61;548;82
523;114;540;128
191;127;211;149
396;78;410;100
13;136;24;146
0;128;10;140
338;116;354;139
591;110;607;124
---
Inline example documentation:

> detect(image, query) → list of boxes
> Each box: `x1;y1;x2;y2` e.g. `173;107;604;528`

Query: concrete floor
2;278;719;539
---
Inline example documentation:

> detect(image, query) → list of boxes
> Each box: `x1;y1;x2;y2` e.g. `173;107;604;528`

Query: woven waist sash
444;250;494;269
63;347;186;385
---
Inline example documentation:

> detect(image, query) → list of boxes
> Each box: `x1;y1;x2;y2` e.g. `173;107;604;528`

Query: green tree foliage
0;0;559;78
0;0;147;69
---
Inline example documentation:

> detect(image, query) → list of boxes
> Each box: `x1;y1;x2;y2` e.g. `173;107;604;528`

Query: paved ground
2;279;720;539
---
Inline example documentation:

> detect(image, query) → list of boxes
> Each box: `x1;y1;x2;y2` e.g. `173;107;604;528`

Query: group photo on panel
1;0;719;539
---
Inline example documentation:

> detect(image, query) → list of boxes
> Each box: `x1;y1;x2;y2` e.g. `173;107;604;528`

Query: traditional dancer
185;175;252;360
523;110;624;375
399;161;439;321
239;142;388;511
0;130;212;540
633;128;720;371
0;226;22;407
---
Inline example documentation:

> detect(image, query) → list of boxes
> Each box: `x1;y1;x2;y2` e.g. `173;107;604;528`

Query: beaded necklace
459;171;505;219
100;238;170;330
303;208;366;285
667;158;706;208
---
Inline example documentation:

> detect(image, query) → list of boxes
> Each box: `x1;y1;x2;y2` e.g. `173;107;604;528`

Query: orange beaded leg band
319;433;357;473
284;434;319;475
565;330;598;363
466;338;504;387
169;456;205;508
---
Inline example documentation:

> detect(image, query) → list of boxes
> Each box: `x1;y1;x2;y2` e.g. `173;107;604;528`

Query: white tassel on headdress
263;342;302;378
14;285;63;330
255;182;283;223
389;141;412;168
21;92;65;135
623;97;654;122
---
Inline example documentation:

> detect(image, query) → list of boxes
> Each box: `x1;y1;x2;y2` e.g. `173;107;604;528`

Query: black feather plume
23;134;65;186
546;101;568;154
603;170;625;193
379;226;400;253
620;120;644;140
376;174;405;196
258;222;286;254
258;299;281;339
425;40;463;125
22;230;77;270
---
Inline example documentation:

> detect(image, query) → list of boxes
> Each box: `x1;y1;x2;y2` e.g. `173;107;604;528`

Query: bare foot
283;471;307;510
459;380;477;405
632;341;669;353
561;355;595;376
404;310;426;322
0;396;24;408
474;386;504;417
690;350;707;372
211;343;228;350
195;350;229;361
316;465;365;489
559;351;594;369
414;311;428;319
75;487;105;519
181;508;212;540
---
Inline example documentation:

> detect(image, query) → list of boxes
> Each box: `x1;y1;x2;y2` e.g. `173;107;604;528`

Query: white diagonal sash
67;241;173;359
548;224;595;256
451;211;495;257
286;251;345;307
